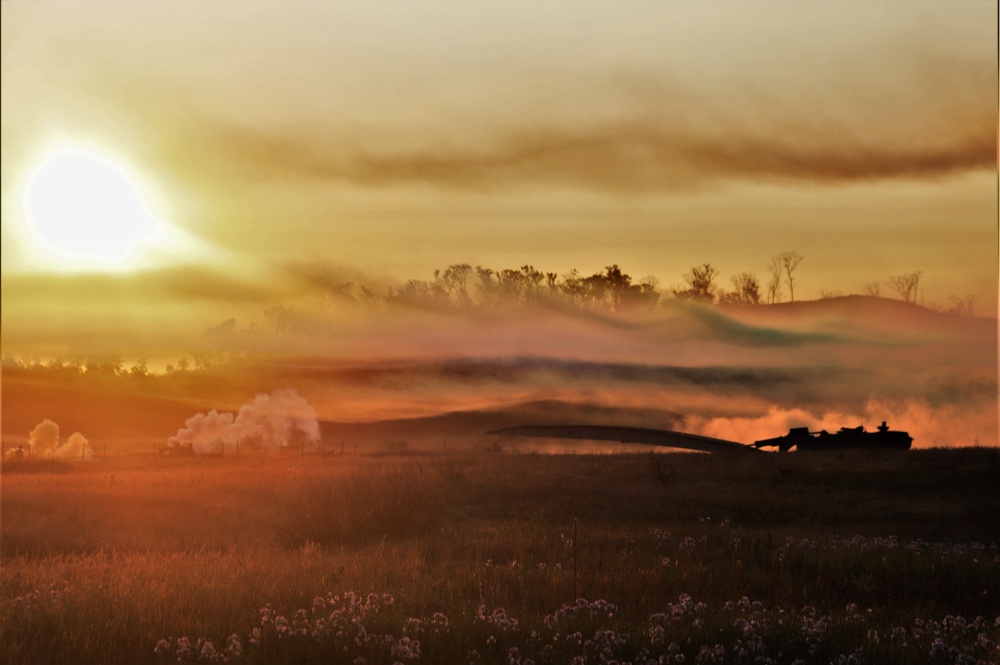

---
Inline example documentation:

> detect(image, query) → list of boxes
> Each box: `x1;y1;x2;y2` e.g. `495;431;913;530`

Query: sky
0;1;997;448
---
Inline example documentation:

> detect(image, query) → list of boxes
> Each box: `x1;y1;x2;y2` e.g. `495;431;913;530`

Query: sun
19;142;175;272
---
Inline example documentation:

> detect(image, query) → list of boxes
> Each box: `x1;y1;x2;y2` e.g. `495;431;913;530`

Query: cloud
181;91;994;193
51;28;995;198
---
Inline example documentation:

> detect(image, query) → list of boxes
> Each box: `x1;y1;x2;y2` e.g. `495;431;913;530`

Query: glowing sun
20;142;175;271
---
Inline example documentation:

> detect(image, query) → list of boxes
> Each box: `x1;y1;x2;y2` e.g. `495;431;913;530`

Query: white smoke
29;419;60;455
26;419;95;460
168;388;321;454
50;432;94;460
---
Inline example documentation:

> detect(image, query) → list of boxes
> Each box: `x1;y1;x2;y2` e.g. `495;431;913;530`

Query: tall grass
276;469;444;546
1;449;998;664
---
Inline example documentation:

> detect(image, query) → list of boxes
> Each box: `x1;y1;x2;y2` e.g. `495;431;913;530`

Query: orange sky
0;1;997;443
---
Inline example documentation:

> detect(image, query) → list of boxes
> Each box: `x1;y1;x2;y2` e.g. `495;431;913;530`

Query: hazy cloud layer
139;67;996;195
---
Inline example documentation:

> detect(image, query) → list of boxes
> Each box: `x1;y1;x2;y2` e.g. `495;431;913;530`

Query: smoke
26;419;95;460
168;388;321;454
50;432;94;461
28;419;60;455
687;398;997;449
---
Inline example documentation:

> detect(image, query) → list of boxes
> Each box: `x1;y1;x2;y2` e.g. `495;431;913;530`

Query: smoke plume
27;419;95;460
168;388;321;454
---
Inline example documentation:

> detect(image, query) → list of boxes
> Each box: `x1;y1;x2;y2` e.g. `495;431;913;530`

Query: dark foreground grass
1;448;998;664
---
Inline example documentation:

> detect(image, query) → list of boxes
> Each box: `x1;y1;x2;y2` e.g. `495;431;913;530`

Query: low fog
232;294;995;449
2;293;995;452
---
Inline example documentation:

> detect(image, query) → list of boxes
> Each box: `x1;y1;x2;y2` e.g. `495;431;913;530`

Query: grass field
2;447;998;664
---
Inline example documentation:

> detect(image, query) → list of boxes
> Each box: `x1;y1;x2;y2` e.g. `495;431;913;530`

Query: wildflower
431;612;450;635
224;633;242;659
154;638;171;656
389;635;421;660
199;640;217;661
176;636;193;658
404;617;423;637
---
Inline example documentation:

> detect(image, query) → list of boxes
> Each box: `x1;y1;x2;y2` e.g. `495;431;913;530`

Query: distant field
2;447;998;664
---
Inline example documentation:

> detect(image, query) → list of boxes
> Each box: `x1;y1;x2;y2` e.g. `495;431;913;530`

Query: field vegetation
2;447;998;664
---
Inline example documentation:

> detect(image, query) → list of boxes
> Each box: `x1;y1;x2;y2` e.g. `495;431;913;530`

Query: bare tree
439;264;473;306
776;251;804;302
946;294;976;316
863;282;881;297
888;270;922;303
721;272;761;304
766;255;783;304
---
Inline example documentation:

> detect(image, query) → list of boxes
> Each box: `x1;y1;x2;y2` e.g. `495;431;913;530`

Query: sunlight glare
20;143;174;272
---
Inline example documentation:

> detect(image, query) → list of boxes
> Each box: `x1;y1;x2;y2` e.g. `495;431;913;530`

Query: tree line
1;253;978;376
329;252;965;314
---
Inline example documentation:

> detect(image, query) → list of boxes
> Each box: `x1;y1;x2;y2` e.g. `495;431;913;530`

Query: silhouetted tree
776;252;803;302
559;269;587;306
863;282;881;297
474;266;498;308
85;356;124;376
946;294;976;316
721;272;761;304
673;263;720;303
389;279;448;307
888;270;922;303
129;359;149;378
439;264;473;306
766;255;783;304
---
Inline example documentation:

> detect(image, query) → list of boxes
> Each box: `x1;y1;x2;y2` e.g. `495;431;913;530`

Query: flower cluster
9;581;70;610
476;605;520;633
782;534;998;559
157;592;422;664
154;635;243;664
154;592;1000;665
